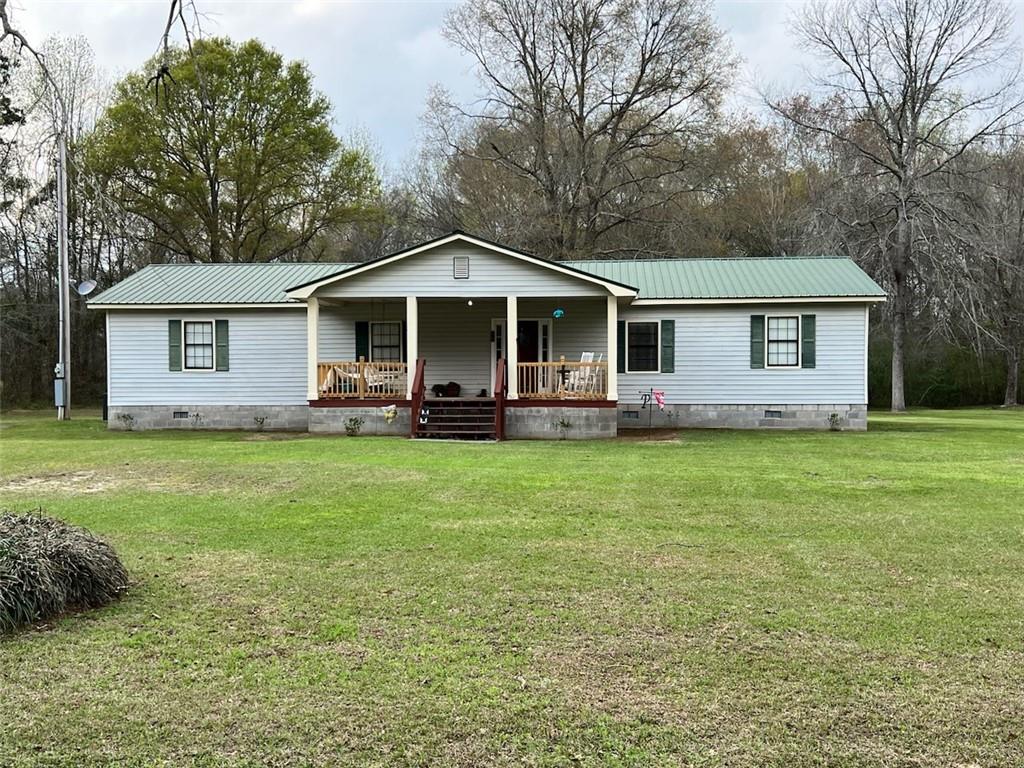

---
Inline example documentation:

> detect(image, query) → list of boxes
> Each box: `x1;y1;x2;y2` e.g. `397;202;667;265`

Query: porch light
552;308;564;318
467;300;474;306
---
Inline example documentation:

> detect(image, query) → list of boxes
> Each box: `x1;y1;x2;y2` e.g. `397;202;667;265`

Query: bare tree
431;0;732;259
940;140;1024;405
771;0;1023;411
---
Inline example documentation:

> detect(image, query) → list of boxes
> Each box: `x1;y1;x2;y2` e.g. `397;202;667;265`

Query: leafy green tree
87;37;379;262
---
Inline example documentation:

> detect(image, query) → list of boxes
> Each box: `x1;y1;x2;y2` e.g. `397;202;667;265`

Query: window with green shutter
616;320;625;373
766;316;799;368
183;321;215;370
215;319;229;371
355;321;370;361
168;319;182;371
660;319;675;373
750;315;765;369
801;314;816;368
625;321;659;373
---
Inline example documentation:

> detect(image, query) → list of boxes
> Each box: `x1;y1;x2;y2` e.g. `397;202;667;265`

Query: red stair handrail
409;358;426;438
494;357;506;441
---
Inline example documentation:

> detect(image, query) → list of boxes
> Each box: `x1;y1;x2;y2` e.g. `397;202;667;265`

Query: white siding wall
107;309;308;406
618;304;867;404
107;301;867;408
315;242;608;298
317;300;404;360
519;298;608;362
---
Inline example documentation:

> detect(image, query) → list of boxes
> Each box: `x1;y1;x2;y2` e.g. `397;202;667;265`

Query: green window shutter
750;315;765;369
616;320;626;373
215;319;229;371
660;319;675;373
168;319;182;371
801;314;816;369
355;321;370;361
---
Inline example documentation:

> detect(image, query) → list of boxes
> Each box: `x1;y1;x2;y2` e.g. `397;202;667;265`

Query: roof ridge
143;261;353;267
567;255;851;263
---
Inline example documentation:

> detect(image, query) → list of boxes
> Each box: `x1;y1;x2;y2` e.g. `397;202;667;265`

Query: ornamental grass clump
0;510;129;633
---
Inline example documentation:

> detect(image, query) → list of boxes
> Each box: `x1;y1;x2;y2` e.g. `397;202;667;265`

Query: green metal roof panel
90;263;352;305
91;255;884;305
563;257;885;299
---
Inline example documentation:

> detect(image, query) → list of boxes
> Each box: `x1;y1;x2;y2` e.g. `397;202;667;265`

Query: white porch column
506;295;518;399
406;295;418;399
606;295;618;401
306;297;319;400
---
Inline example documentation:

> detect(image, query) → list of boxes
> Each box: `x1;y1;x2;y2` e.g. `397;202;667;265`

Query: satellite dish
75;280;97;297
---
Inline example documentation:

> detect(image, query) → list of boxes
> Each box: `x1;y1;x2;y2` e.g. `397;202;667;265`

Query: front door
490;318;552;393
517;320;540;363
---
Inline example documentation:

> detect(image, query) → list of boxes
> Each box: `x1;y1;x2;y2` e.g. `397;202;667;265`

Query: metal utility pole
55;131;71;420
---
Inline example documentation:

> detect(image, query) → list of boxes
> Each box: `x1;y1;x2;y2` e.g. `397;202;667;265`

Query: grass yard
0;409;1022;767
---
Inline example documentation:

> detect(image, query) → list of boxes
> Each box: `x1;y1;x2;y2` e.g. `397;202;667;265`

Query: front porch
304;295;620;438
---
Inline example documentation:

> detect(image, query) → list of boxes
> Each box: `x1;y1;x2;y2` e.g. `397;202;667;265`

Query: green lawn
1;410;1022;767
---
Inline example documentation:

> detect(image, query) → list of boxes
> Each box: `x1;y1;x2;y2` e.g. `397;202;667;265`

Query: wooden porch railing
518;357;608;400
317;359;407;399
409;358;426;438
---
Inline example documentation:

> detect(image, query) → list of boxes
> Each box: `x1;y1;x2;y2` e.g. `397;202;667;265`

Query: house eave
88;302;304;311
629;295;887;306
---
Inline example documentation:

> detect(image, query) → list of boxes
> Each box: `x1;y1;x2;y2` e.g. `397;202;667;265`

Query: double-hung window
184;321;214;370
370;321;403;362
766;316;799;368
626;321;659;373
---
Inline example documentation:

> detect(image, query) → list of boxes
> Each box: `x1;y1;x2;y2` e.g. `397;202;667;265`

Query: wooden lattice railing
317;359;407;399
517;357;608;400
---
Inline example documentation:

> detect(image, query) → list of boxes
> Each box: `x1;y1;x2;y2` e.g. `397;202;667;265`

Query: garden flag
653;390;665;410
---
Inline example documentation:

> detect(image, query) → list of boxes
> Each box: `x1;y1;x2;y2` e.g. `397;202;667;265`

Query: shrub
0;511;129;633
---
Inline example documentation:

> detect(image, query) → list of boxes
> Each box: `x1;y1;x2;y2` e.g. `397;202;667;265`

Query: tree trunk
1006;347;1020;407
890;211;911;412
891;296;907;411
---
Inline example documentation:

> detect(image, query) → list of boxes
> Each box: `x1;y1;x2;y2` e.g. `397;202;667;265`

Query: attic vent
453;255;470;279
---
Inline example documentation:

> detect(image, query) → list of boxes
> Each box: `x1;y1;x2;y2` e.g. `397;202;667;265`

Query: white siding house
91;232;885;437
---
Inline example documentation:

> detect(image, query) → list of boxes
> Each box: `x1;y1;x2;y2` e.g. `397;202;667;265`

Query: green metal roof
90;255;884;305
89;263;352;305
565;257;885;300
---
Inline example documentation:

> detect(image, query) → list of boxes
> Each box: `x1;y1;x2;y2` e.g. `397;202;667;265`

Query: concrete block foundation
617;403;867;431
309;406;412;436
108;405;310;431
504;405;618;440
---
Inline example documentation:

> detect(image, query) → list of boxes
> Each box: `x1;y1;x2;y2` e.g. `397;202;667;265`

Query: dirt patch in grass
0;470;141;494
616;428;684;442
0;465;300;497
240;432;312;442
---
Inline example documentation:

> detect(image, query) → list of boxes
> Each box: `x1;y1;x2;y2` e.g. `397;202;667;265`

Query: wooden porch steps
416;397;497;440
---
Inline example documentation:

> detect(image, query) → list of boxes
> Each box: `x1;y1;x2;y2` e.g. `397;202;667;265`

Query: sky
13;0;1024;170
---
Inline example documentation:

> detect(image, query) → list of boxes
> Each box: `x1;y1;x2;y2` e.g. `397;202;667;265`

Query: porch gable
285;232;638;300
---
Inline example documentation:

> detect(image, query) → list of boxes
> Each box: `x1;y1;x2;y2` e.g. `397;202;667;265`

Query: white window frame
368;320;404;363
625;320;661;374
182;319;217;373
764;314;801;369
